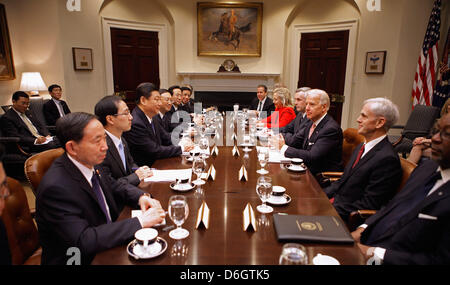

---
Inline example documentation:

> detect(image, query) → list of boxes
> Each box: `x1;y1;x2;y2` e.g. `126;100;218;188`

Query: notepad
144;169;192;182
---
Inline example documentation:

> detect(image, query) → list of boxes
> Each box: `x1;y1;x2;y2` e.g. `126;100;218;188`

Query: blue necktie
365;171;442;244
91;172;112;224
118;142;127;171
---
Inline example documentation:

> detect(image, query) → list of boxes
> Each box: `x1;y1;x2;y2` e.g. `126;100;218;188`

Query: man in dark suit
123;83;194;167
180;86;195;114
95;95;153;188
36;112;166;265
0;144;12;265
43;84;71;126
0;91;59;153
279;87;310;146
168;85;188;132
273;89;343;175
249;85;275;119
352;112;450;265
324;98;402;222
153;89;173;133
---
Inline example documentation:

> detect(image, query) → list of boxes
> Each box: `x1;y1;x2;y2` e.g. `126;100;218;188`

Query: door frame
289;20;358;129
101;17;169;95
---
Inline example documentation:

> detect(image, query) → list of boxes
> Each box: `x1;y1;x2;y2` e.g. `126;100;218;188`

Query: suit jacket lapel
106;135;127;175
95;167;118;220
62;154;106;211
305;115;329;149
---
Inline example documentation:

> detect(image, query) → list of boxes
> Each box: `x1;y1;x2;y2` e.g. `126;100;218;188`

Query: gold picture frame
197;2;263;57
365;51;386;74
0;4;15;81
72;47;93;71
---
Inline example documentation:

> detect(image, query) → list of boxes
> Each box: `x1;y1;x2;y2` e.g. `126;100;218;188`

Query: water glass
168;195;190;240
255;176;273;214
279;243;308;265
257;147;269;175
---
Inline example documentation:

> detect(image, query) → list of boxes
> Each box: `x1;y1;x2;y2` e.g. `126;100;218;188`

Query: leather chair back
398;157;417;194
342;128;365;167
25;148;65;194
1;177;41;265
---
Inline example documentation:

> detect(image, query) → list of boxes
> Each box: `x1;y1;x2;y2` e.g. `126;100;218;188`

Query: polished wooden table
92;146;364;265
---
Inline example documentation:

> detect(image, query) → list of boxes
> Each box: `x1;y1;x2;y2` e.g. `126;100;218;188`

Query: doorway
110;27;160;110
298;30;349;125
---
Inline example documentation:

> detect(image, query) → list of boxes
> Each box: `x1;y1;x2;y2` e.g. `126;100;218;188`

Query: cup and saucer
286;158;306;172
127;228;168;260
170;178;195;192
267;186;291;206
312;254;340;265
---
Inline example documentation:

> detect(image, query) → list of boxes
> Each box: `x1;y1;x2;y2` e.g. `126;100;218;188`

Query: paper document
268;150;291;163
144;169;192;182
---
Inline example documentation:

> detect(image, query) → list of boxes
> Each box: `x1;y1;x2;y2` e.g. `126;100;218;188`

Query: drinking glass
168;195;190;240
192;156;206;185
199;136;209;159
255;176;273;213
279;243;308;265
257;146;269;175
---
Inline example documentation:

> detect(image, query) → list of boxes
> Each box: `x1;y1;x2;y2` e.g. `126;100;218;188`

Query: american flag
412;0;441;108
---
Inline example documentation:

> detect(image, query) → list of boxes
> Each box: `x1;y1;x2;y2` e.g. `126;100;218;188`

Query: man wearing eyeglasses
1;91;59;153
95;96;153;189
352;112;450;265
0;144;12;265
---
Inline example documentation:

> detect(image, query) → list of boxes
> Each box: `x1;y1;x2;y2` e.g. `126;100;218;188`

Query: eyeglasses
0;180;10;199
113;110;131;117
431;125;450;141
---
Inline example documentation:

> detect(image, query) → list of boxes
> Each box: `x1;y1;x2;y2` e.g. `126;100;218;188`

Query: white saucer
287;164;305;172
127;237;168;260
267;194;291;206
312;254;340;265
170;182;195;192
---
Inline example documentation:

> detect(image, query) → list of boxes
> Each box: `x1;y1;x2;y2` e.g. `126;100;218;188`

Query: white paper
35;136;54;145
144;169;192;182
268;150;291;163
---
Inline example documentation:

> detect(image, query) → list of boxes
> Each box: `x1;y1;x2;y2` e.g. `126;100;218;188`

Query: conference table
92;144;365;265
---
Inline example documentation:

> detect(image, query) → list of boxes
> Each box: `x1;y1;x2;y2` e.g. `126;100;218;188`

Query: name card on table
211;146;219;157
239;165;248;181
195;201;210;229
231;133;237;141
232;146;240;157
243;203;257;232
201;165;216;181
207;164;216;180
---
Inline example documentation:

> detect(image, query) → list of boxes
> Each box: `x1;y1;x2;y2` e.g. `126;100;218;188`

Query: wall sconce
19;72;47;96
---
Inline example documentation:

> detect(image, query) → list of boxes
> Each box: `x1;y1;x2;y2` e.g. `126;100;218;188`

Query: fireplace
194;91;256;112
177;71;280;112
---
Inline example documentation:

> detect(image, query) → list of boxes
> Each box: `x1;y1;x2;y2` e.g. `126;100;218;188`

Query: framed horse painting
0;4;15;80
197;2;263;57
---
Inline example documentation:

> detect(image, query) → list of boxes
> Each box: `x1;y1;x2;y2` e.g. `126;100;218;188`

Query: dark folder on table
273;214;354;244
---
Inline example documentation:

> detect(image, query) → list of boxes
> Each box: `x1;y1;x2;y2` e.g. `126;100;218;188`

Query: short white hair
363;97;399;131
306;89;330;110
295;87;311;99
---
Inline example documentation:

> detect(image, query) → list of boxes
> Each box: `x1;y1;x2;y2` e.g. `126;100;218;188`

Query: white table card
144;169;192;182
239;165;248;181
243;203;257;232
195;201;210;229
232;146;240;157
211;145;219;156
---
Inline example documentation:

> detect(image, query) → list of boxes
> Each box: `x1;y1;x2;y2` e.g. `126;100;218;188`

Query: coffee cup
291;158;303;166
135;228;158;248
272;186;286;197
176;178;190;184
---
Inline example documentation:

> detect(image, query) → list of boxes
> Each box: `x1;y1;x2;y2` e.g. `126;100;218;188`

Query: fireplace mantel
177;72;280;93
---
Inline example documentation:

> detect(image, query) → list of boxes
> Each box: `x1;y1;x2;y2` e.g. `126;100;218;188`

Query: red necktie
352;144;365;169
308;123;316;139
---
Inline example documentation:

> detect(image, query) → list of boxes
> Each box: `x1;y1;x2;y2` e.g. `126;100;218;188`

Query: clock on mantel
218;59;240;73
